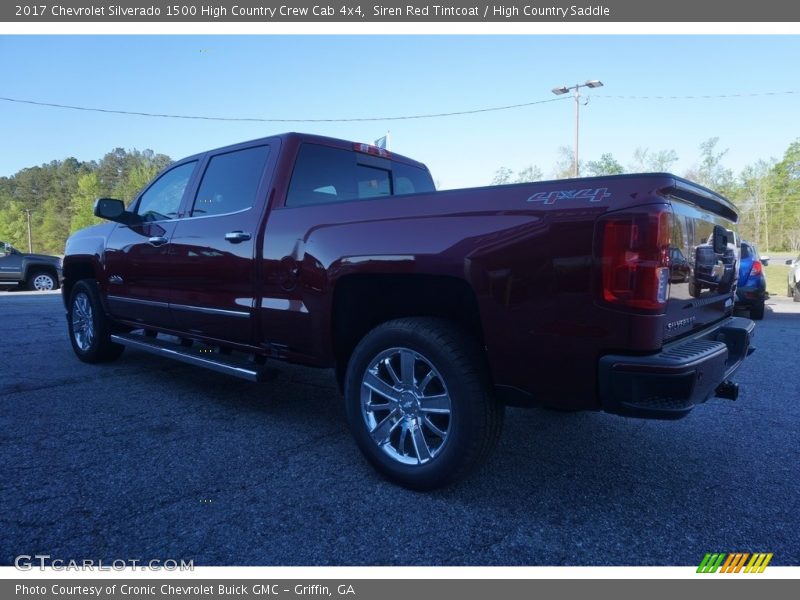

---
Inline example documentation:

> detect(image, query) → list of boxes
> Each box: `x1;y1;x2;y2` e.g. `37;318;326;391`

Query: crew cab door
0;243;23;283
104;159;199;327
168;142;273;344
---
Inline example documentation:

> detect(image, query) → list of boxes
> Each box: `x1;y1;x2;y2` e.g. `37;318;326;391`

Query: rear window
286;143;434;207
741;243;755;259
393;162;436;196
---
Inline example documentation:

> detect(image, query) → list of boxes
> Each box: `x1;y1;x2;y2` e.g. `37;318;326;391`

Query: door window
191;146;270;217
136;161;197;222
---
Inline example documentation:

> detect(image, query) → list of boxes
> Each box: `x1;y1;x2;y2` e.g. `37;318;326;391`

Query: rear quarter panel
259;175;681;409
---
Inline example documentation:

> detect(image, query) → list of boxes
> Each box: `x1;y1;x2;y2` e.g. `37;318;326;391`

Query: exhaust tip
715;380;739;401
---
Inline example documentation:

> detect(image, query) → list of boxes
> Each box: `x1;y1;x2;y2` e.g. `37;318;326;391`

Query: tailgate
663;178;739;341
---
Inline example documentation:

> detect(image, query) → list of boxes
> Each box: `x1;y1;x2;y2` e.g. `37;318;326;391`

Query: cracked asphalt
1;290;798;566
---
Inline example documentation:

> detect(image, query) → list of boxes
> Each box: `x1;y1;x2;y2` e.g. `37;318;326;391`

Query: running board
110;333;266;382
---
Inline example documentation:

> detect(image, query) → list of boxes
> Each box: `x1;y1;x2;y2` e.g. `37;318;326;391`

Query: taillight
598;207;671;312
750;260;763;277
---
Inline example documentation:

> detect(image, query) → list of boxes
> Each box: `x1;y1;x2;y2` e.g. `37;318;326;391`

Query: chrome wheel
32;273;55;290
71;292;95;352
360;347;452;466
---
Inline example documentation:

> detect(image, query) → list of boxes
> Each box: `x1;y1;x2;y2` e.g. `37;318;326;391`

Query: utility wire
0;94;571;123
2;90;797;124
595;91;800;100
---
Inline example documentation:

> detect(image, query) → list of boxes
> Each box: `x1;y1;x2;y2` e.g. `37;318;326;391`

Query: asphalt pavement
1;290;798;566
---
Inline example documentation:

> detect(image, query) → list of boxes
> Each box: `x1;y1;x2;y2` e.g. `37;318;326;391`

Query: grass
763;263;792;297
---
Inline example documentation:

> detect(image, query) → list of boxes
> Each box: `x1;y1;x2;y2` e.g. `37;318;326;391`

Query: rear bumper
598;316;755;419
736;283;766;305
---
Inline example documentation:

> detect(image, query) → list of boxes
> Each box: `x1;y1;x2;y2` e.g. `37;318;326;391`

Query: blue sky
1;35;798;188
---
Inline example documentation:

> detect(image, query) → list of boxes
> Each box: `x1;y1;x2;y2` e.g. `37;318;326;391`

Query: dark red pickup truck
63;133;754;489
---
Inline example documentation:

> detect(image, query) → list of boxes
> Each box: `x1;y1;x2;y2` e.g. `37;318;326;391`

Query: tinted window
287;144;357;207
136;161;197;221
192;146;269;217
357;165;391;199
393;162;435;196
286;144;434;207
740;243;753;259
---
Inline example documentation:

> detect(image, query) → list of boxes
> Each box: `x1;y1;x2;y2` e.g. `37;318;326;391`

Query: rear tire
67;279;124;363
344;317;503;491
27;270;58;291
794;285;800;303
750;301;765;320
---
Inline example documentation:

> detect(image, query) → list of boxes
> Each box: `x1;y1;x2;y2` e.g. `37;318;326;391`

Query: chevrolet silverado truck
0;241;62;290
62;133;755;490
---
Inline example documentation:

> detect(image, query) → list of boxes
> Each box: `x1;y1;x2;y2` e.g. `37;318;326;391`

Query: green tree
32;197;68;254
115;162;163;202
552;146;579;179
732;160;776;250
70;172;103;233
629;147;679;172
491;167;513;185
685;137;734;193
769;141;800;251
491;165;543;185
0;201;29;249
585;153;624;176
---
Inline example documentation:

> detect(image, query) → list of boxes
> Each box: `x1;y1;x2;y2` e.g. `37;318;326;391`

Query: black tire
27;270;58;291
750;301;765;320
790;284;795;298
344;317;504;491
794;285;800;303
67;279;125;363
688;281;701;298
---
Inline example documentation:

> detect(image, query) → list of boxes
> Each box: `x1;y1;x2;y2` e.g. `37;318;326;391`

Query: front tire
28;270;58;291
67;279;124;363
344;318;503;490
750;301;765;320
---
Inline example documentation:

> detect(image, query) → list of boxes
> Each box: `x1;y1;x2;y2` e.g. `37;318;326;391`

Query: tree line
493;137;800;252
0;148;171;255
1;138;798;254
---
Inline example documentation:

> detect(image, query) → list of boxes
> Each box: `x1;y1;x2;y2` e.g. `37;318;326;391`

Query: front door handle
148;236;168;246
225;231;251;243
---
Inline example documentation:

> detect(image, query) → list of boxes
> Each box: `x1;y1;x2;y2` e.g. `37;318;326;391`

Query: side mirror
94;198;125;220
93;198;140;225
760;256;770;266
786;259;795;266
712;225;728;254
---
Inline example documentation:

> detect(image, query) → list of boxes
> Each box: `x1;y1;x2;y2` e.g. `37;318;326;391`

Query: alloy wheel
360;347;452;466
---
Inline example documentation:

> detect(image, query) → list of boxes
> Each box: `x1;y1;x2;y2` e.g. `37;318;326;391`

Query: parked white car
788;254;800;302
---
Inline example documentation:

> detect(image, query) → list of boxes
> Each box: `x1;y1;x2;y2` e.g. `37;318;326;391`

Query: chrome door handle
225;231;251;243
148;236;168;246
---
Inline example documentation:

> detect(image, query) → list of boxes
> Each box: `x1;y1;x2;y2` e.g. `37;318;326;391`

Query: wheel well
331;274;484;388
62;262;96;305
27;265;59;280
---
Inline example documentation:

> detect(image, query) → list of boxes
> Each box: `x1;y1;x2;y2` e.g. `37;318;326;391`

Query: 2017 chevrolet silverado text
62;133;754;490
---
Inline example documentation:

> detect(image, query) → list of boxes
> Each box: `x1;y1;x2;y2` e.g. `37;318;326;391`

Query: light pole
24;209;33;253
551;79;603;177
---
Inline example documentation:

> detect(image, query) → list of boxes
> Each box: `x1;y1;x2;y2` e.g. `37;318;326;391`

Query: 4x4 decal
527;187;611;205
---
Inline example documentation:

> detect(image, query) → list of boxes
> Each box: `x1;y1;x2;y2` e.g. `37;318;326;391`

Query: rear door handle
225;231;251;243
148;236;168;246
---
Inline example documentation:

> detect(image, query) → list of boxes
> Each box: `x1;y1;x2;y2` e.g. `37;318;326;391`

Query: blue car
736;240;767;319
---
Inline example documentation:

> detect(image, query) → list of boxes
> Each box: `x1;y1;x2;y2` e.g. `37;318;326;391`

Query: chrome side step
110;333;266;382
